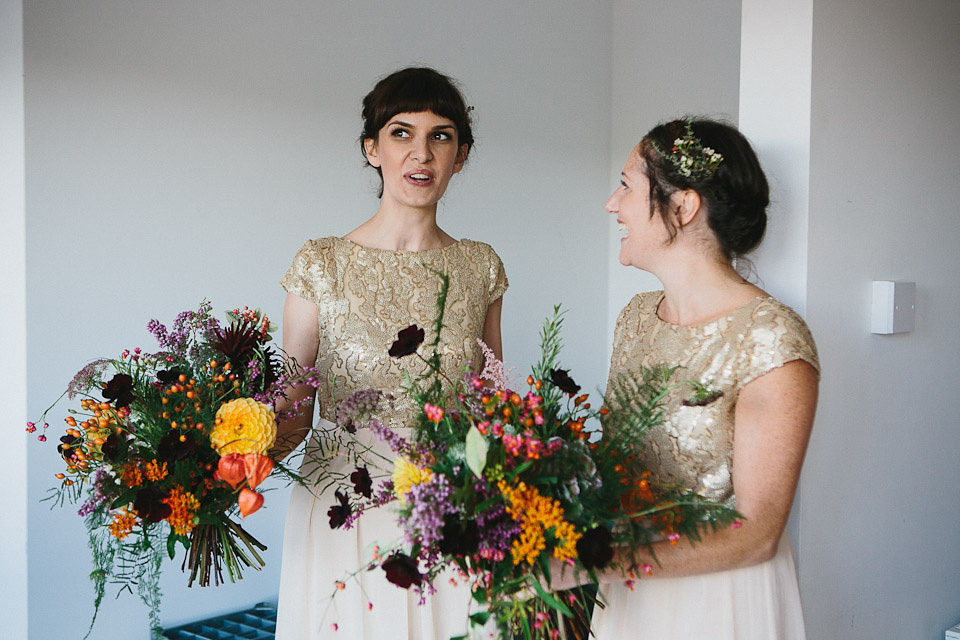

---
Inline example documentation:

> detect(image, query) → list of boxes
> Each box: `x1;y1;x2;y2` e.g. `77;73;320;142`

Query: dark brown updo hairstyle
360;67;475;197
638;118;769;261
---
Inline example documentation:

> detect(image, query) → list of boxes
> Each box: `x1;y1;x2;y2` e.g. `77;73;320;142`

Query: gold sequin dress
592;291;819;640
275;237;508;640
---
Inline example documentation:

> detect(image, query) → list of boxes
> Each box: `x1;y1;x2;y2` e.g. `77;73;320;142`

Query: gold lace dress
592;291;819;640
275;237;508;640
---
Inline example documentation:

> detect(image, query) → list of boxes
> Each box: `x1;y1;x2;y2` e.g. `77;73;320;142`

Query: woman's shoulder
739;296;820;377
611;291;662;345
288;236;349;266
294;236;341;254
281;237;344;300
619;290;663;320
453;239;509;301
749;296;813;335
455;238;502;260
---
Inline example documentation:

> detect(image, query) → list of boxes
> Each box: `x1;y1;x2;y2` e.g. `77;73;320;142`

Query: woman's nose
411;137;433;162
605;189;620;214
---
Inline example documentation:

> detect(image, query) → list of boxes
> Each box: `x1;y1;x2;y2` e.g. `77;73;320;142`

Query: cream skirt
591;532;806;640
275;420;474;640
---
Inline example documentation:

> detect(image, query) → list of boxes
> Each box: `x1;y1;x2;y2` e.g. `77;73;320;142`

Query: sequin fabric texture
281;237;508;436
607;291;819;504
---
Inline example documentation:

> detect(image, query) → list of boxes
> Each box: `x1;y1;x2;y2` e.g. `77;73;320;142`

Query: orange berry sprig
54;399;129;485
163;374;199;441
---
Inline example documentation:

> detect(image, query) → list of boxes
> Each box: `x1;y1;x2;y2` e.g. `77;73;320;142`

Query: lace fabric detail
607;291;819;504
281;236;508;437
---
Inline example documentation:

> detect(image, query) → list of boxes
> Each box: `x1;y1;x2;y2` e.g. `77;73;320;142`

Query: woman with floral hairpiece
553;118;818;639
272;67;508;640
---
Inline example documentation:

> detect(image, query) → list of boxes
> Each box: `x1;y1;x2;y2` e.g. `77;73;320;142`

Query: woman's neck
344;204;454;251
654;254;764;326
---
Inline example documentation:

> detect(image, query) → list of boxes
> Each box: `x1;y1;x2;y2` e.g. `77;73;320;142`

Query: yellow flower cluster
144;459;168;482
392;456;434;500
211;398;277;455
498;480;581;566
108;508;138;540
162;485;201;536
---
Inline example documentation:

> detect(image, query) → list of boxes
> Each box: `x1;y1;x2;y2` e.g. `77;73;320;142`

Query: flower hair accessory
652;121;723;180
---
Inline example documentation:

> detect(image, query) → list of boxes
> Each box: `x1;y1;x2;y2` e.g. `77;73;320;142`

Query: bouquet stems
184;519;267;587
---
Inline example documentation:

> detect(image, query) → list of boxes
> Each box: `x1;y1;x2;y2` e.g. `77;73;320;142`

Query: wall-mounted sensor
871;280;915;334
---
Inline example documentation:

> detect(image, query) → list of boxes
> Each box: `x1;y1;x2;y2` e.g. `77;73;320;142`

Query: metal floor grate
163;601;276;640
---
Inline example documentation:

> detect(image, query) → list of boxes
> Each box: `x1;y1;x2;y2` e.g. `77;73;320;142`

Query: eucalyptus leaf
465;425;488;478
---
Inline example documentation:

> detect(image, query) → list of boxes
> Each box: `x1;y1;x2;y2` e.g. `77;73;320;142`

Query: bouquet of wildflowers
29;301;323;639
323;275;739;639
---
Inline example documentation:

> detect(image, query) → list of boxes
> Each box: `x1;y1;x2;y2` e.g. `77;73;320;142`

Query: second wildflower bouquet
30;301;322;638
327;275;740;639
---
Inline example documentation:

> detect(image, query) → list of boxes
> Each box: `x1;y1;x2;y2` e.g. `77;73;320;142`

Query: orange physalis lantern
238;487;264;517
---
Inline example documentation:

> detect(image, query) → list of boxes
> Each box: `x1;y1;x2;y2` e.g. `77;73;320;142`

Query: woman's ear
453;143;469;173
363;138;381;168
673;189;702;227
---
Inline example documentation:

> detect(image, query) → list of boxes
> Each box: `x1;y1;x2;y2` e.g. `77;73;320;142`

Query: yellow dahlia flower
211;398;277;455
392;456;433;500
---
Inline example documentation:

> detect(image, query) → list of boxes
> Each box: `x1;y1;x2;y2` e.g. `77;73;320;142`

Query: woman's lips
405;169;434;185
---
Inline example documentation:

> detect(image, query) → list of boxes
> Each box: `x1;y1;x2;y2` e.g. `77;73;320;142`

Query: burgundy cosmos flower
549;368;581;396
350;467;372;499
381;553;422;589
157;431;195;463
58;433;83;462
388;325;425;358
437;514;480;557
156;368;185;385
575;526;615;571
99;433;122;461
327;490;352;529
102;373;135;408
134;486;172;523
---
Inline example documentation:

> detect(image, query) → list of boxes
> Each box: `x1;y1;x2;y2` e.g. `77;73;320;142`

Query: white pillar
738;0;813;315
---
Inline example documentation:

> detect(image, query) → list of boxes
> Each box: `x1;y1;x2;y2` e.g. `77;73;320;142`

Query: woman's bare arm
482;296;504;361
269;292;321;460
551;359;818;588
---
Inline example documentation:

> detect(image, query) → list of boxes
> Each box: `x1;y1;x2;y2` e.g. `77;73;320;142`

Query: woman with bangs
273;67;507;640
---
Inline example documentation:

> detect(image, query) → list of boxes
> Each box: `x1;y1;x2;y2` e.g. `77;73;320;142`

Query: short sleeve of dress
280;238;337;304
478;242;509;305
737;298;820;388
